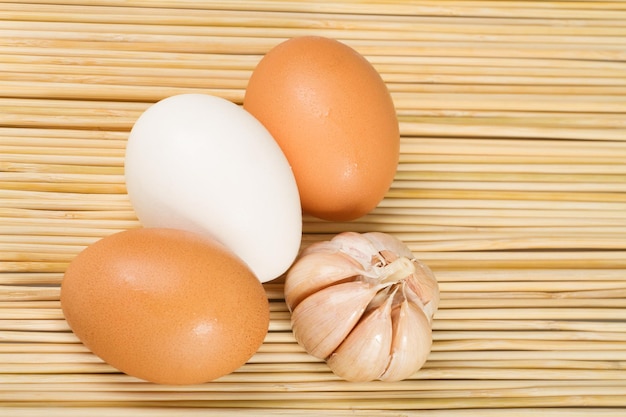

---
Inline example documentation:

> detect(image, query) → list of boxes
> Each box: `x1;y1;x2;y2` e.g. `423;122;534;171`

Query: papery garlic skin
285;232;439;382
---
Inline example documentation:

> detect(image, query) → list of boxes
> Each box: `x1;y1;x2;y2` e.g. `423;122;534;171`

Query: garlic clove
290;280;379;359
379;298;432;382
326;293;394;382
405;261;440;322
284;251;365;310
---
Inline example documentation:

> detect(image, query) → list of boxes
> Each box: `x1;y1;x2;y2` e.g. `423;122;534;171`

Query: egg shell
243;36;400;221
124;93;302;283
60;227;270;385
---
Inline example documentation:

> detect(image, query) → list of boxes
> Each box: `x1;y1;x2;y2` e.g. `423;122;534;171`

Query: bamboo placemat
1;1;626;415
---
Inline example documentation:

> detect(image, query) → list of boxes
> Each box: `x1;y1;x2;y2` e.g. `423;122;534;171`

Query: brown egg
243;36;400;221
60;228;269;385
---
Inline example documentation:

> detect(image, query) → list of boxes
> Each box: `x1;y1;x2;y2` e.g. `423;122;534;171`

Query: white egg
124;94;302;283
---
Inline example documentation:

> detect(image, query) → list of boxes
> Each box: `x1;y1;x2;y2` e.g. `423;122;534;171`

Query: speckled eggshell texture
60;228;270;385
244;36;400;222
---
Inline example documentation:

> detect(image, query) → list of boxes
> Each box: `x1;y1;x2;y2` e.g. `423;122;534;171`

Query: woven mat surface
1;1;626;416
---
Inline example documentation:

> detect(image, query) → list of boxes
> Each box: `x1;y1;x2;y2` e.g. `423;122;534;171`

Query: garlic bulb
284;231;439;382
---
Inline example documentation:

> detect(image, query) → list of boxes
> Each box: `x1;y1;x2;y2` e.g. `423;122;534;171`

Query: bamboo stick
0;182;125;194
4;379;626;394
0;286;61;301
399;137;626;155
0;235;101;246
441;289;626;301
0;207;137;220
0;407;624;417
0;151;125;167
0;192;132;211
397;165;626;177
0;69;247;91
1;262;69;274
0;216;137;229
398;153;626;165
432;320;626;332
0;162;123;175
384;188;626;203
0;126;127;139
0;273;64;285
429;348;626;361
439;295;626;308
398;121;626;141
326;210;626;224
1;391;625;409
0;226;127;239
4;22;626;50
4;45;626;76
2;382;626;402
4;368;626;388
0;46;260;71
0;320;71;332
434;269;626;282
0;343;89;354
302;215;626;231
434;308;626;321
0;173;125;184
376;198;626;211
370;208;626;220
0;80;241;105
4;58;626;85
0;98;148;116
5;0;626;20
392;80;626;92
